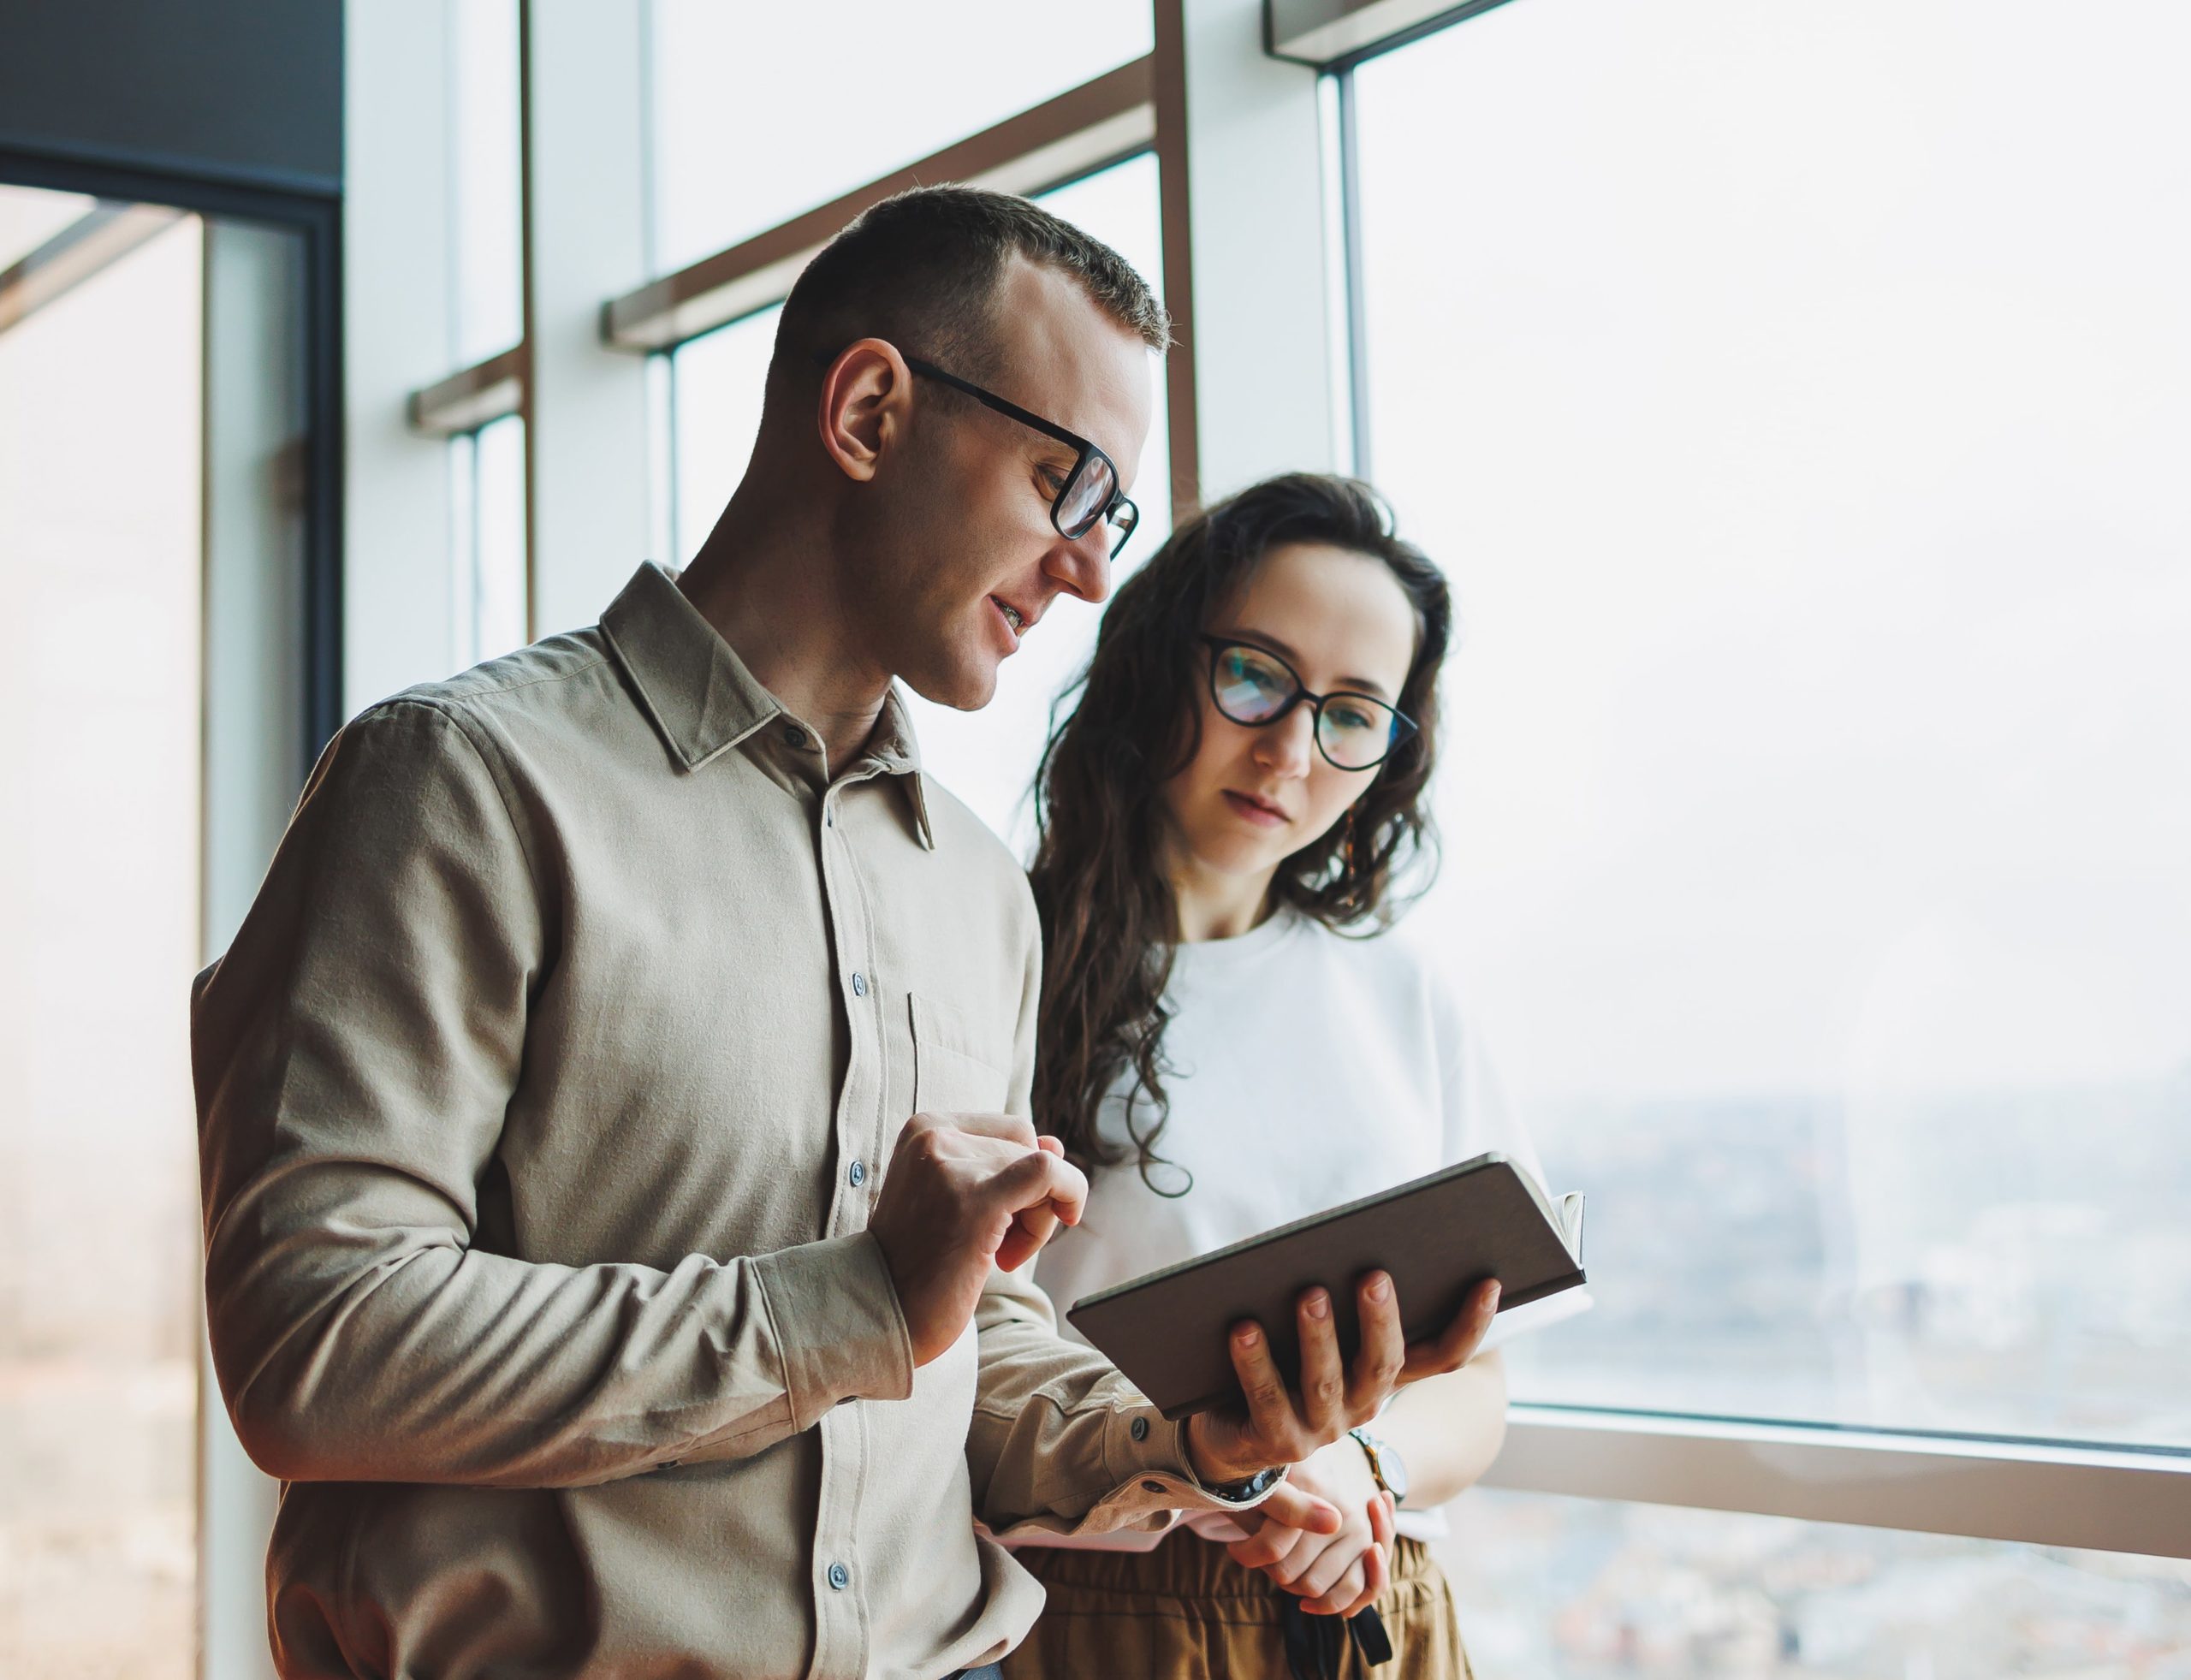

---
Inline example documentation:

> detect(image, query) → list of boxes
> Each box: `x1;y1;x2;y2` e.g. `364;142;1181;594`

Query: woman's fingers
1298;1547;1367;1613
1297;1525;1372;1603
1300;1535;1388;1617
1336;1540;1389;1618
1226;1524;1305;1576
1369;1490;1395;1548
1256;1481;1342;1536
1267;1530;1327;1589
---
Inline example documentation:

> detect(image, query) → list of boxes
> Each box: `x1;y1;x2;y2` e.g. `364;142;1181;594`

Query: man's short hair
773;184;1170;389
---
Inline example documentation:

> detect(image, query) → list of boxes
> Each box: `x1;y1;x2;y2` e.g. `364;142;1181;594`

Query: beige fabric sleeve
193;700;912;1488
962;907;1275;1539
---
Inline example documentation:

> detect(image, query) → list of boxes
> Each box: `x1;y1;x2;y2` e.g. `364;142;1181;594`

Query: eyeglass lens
1210;644;1398;770
1057;454;1116;534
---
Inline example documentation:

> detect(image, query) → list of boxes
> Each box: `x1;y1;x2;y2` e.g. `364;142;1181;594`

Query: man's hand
1227;1440;1395;1618
867;1113;1087;1366
1185;1274;1500;1485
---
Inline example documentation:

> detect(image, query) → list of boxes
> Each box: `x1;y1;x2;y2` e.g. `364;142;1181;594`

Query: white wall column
525;0;654;636
1177;0;1342;498
343;0;460;716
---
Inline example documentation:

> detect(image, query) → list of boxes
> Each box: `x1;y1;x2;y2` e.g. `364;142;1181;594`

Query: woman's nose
1253;703;1316;775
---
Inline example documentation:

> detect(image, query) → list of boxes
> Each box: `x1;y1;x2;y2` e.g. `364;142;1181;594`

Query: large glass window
450;0;524;365
647;0;1153;274
434;0;529;672
450;413;530;665
1351;0;2191;1447
0;188;204;1678
668;153;1170;853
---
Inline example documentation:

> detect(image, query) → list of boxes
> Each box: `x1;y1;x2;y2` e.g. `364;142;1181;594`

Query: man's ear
816;338;912;484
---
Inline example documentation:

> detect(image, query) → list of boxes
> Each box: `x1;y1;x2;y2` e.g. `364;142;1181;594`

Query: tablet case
1066;1152;1585;1419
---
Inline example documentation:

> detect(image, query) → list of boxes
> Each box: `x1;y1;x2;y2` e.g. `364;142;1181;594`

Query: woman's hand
1226;1439;1397;1618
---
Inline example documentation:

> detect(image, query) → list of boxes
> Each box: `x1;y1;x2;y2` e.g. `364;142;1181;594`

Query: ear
814;338;913;484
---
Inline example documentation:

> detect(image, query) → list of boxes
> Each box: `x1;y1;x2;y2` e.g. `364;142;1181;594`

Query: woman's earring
1340;805;1359;875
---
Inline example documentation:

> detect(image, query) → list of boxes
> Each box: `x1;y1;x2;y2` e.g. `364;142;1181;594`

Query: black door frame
0;144;343;774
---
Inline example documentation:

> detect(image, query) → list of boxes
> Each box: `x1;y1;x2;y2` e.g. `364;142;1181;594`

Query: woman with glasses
1001;473;1542;1680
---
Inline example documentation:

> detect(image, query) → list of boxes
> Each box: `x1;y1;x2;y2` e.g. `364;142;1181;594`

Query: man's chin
901;655;1001;714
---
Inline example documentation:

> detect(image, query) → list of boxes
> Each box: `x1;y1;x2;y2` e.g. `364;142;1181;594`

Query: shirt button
781;723;803;746
827;1561;850;1591
848;1160;867;1187
851;972;867;997
1131;1416;1149;1443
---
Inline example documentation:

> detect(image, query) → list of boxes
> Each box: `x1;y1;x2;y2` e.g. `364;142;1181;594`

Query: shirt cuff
1094;1403;1286;1524
751;1230;915;1428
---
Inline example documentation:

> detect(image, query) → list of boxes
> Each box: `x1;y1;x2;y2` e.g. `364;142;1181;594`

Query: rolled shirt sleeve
962;911;1278;1540
194;699;912;1488
967;1264;1280;1540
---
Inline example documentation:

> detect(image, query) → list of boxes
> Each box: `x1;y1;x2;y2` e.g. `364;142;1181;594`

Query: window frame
600;50;1200;513
404;0;535;640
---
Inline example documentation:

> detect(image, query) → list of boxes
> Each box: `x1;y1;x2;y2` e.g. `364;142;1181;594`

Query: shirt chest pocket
909;992;1013;1116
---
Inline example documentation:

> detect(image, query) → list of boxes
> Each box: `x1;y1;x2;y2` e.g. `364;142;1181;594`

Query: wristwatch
1348;1426;1409;1506
1196;1463;1285;1504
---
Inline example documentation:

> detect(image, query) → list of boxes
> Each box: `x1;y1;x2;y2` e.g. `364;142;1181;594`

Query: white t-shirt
1030;908;1562;1547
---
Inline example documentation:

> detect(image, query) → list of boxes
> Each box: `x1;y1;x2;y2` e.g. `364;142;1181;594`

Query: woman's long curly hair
1029;472;1452;1192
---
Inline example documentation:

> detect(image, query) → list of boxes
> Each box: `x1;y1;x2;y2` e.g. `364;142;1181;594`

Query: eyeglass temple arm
819;348;1133;535
903;357;1090;455
805;347;1065;442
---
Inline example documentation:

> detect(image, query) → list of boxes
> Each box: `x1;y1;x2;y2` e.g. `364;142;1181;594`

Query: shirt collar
868;686;935;847
600;562;937;850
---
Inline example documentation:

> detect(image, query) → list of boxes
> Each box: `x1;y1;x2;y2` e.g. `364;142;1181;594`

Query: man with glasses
196;186;1485;1680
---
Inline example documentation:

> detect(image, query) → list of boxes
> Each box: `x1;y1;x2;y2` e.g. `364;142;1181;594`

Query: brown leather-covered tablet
1066;1152;1586;1420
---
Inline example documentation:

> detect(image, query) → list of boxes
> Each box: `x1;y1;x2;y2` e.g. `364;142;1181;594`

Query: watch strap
1349;1426;1398;1503
1197;1463;1283;1504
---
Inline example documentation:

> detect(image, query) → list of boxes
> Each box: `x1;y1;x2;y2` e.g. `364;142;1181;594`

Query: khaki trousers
1002;1532;1475;1680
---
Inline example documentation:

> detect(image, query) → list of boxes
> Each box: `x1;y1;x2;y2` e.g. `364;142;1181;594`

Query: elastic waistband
1014;1529;1439;1606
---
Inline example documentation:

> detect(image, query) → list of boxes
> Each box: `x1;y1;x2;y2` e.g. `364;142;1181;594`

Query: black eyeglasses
903;357;1141;558
1201;637;1417;772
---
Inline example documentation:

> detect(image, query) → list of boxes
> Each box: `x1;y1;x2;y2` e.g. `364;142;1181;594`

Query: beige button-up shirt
194;563;1260;1680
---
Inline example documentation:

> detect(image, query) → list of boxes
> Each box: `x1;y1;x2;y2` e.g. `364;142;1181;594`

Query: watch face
1378;1441;1409;1504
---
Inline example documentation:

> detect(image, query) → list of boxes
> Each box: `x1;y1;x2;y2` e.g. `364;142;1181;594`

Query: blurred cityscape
0;1137;199;1680
1511;1071;2191;1446
1437;1488;2191;1679
1439;1069;2191;1675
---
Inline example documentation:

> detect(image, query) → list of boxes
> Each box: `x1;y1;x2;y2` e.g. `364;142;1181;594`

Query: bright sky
649;0;1154;274
453;0;523;365
1356;0;2191;1109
